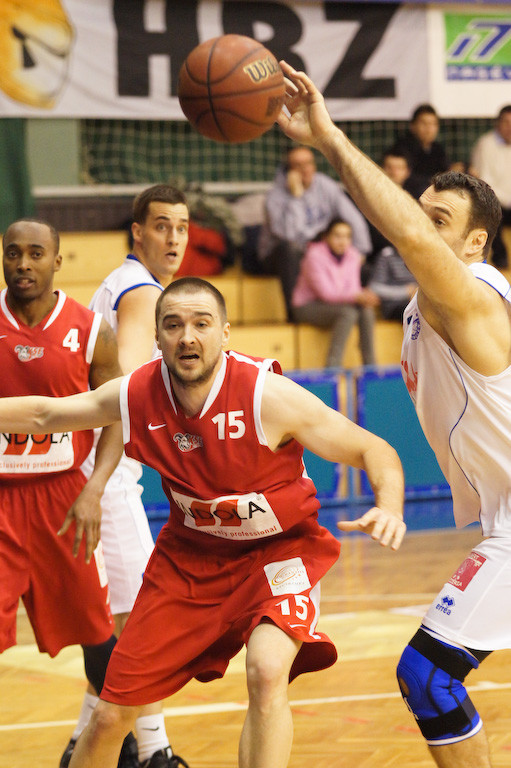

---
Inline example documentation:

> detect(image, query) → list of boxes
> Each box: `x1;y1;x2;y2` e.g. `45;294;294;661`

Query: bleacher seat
239;274;286;323
53;231;128;305
228;324;297;370
294;320;403;369
206;270;243;324
57;231;128;282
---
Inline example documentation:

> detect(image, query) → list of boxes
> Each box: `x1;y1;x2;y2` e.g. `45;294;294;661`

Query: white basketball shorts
82;451;155;615
422;535;511;651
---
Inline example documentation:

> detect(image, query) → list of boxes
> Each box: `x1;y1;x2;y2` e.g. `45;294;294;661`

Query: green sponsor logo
444;13;511;80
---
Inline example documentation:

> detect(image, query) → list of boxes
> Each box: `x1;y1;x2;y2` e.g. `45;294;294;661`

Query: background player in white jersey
63;185;190;768
0;278;406;768
0;218;123;762
274;62;511;768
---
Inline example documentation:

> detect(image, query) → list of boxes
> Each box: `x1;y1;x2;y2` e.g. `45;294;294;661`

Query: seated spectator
257;145;372;318
381;149;415;195
369;246;416;320
469;105;511;268
363;150;416;285
365;151;418;318
291;218;379;368
389;104;450;198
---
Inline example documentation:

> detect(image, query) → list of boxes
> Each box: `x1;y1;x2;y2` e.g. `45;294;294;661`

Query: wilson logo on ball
243;55;281;84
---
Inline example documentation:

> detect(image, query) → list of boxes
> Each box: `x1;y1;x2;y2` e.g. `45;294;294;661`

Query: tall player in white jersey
63;186;190;768
274;62;511;768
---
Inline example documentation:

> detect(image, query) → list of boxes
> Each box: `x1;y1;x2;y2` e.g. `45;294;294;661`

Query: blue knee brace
397;628;482;745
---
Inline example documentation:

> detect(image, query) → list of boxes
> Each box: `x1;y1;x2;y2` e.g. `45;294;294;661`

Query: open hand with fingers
337;507;406;551
277;60;337;149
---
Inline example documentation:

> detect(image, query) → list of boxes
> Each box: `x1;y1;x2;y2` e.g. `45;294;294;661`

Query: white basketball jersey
82;255;163;480
89;255;162;358
401;262;511;536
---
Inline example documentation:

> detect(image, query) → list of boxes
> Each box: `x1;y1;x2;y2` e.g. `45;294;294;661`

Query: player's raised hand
337;507;406;551
277;61;337;149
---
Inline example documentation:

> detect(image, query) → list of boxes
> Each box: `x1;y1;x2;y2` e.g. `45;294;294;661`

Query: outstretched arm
0;378;122;558
0;376;123;436
262;372;405;550
276;61;511;376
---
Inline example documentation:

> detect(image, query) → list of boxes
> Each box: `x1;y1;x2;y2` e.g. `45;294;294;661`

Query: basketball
177;34;285;144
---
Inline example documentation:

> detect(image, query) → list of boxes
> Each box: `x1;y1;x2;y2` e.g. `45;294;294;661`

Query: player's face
419;186;482;260
156;290;230;387
132;202;189;285
2;221;61;302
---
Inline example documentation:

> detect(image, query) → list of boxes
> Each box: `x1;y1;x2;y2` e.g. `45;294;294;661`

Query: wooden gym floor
2;525;511;768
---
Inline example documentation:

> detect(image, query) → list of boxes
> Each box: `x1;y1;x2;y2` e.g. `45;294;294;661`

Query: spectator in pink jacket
291;218;379;368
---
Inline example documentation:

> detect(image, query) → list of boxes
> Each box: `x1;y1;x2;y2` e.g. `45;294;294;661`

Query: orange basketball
177;34;285;144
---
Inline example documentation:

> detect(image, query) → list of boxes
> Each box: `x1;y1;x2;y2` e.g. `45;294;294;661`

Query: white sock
135;714;171;763
71;692;99;740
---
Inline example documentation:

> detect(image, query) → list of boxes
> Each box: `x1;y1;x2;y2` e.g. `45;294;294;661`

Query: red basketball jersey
0;290;101;478
121;351;321;551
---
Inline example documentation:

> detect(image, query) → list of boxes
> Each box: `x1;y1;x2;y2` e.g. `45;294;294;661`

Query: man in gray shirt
257;145;371;318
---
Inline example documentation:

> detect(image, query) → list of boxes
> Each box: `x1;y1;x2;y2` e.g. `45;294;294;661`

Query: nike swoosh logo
148;422;166;431
0;335;6;339
142;726;161;731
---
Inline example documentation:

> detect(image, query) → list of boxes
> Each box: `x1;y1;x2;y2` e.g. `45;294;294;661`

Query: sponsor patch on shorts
448;550;486;592
264;557;311;596
94;540;109;588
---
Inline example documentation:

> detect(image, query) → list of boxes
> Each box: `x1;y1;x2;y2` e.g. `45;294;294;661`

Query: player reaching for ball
0;276;406;768
276;62;511;768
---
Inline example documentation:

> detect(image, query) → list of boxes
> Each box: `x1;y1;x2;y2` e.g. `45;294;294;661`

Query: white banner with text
0;0;508;120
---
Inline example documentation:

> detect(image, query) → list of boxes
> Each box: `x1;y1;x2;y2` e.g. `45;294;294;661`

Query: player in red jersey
0;219;128;761
0;277;406;768
61;185;190;768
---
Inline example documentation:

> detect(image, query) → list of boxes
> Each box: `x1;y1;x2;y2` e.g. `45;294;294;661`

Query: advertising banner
1;1;506;120
429;8;511;116
0;0;429;120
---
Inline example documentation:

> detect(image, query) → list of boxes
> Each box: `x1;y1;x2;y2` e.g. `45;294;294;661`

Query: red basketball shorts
0;471;114;656
102;521;340;705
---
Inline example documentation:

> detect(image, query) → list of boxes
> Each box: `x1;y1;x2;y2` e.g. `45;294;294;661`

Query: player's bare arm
0;376;122;436
116;285;163;372
60;318;125;561
261;372;405;550
277;61;511;376
64;283;161;559
277;62;461;292
88;317;123;387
